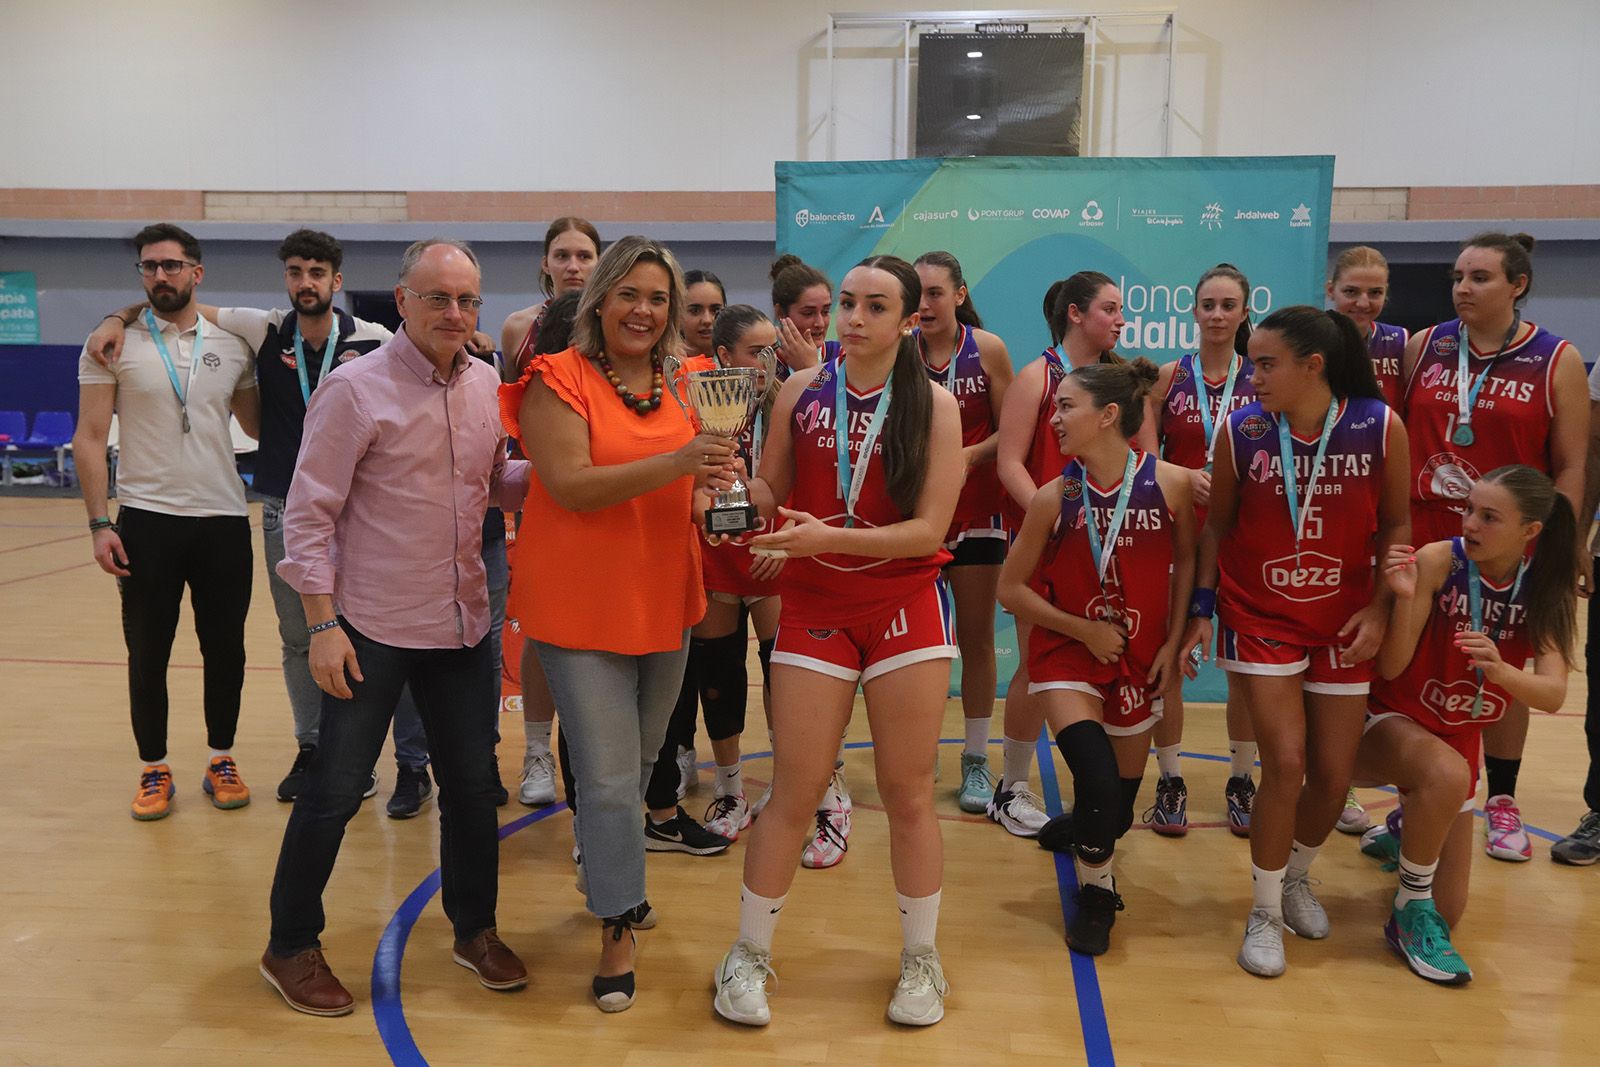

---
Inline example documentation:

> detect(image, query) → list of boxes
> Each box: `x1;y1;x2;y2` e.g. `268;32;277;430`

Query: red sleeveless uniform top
919;324;1001;528
1404;319;1567;515
1158;351;1256;525
1367;322;1408;411
1002;347;1068;530
1027;450;1173;682
778;358;950;628
1219;397;1391;645
1369;538;1533;734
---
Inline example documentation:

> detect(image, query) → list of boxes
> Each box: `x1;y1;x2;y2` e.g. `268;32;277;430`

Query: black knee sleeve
757;638;774;690
665;645;703;750
1056;720;1119;864
699;632;750;742
1118;776;1144;839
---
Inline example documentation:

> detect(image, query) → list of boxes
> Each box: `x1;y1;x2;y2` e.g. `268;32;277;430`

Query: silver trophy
667;351;778;534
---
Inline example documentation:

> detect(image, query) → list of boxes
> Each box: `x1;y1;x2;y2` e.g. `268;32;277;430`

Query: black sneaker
490;755;509;808
644;806;733;855
1067;882;1124;956
1552;810;1600;866
1225;775;1256;838
1038;811;1075;854
277;744;317;802
387;765;434;819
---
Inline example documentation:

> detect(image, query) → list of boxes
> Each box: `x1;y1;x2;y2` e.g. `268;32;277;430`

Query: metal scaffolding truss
825;9;1177;160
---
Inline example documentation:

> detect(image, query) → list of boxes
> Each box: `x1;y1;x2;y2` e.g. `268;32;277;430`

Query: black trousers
1584;560;1600;812
115;506;252;763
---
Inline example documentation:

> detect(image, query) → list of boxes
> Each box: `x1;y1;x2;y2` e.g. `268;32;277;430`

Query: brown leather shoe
452;928;528;991
259;948;355;1017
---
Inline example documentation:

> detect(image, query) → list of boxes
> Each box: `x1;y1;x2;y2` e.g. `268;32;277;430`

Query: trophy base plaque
706;503;758;534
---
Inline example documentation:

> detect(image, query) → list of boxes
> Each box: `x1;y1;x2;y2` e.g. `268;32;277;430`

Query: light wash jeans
261;495;427;768
534;633;689;918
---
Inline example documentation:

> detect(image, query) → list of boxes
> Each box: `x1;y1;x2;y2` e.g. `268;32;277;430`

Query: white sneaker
705;792;752;840
676;746;699;801
1282;874;1329;939
713;939;777;1026
1237;907;1286;977
986;783;1049;838
519;749;557;806
831;767;853;816
1335;789;1371;834
887;944;948;1026
750;778;774;820
572;842;586;895
801;806;851;869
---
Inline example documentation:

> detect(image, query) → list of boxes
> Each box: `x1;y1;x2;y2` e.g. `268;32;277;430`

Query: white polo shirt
78;311;256;517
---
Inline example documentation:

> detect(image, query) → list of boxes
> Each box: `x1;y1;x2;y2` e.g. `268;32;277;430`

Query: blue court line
1032;732;1117;1067
372;803;569;1067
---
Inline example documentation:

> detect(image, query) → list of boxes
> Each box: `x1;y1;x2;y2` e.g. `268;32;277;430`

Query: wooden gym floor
2;496;1597;1066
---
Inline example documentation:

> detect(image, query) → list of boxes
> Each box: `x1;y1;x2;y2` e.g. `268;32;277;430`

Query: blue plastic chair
0;410;24;444
23;410;74;446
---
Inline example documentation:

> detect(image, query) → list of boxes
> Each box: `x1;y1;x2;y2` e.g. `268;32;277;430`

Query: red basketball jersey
1369;538;1533;734
1002;347;1068;530
1405;319;1567;514
1368;321;1408;411
1028;450;1174;686
1158;351;1256;528
1219;397;1391;645
919;324;1001;528
778;358;950;628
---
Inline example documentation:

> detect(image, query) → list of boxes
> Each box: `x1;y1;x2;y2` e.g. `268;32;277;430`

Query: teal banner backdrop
774;155;1334;700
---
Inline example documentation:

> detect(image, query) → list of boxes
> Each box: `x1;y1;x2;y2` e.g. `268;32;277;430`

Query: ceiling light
966;113;981;120
967;50;983;57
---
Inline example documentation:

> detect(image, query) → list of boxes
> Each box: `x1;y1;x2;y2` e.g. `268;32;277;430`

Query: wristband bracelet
1187;588;1217;619
88;517;115;531
307;619;341;635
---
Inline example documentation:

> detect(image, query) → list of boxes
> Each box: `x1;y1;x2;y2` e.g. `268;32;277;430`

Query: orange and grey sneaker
132;764;175;821
203;755;251;810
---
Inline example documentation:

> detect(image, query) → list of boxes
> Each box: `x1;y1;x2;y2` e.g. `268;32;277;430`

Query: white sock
1075;858;1115;893
896;890;942;950
1251;864;1286;920
836;734;847;769
739;884;787;951
1229;740;1258;780
143;756;168;770
716;763;744;798
1395;853;1438;908
963;716;991;757
1286;839;1321;882
1002;736;1035;792
209;749;230;761
821;777;841;811
1156;744;1182;780
524;717;552;754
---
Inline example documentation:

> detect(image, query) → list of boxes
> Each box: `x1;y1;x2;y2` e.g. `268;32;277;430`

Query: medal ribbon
1081;449;1141;605
1276;400;1340;565
834;360;893;528
1454;314;1521;443
1465;555;1527;719
1192;353;1241;473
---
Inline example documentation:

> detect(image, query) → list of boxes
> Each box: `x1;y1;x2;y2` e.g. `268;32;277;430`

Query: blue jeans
534;634;689;918
262;494;427;766
268;619;501;953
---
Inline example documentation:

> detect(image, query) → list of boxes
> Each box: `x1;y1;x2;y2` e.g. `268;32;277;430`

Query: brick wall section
405;190;777;223
1409;185;1600;220
204;191;407;222
0;188;204;220
1330;187;1408;222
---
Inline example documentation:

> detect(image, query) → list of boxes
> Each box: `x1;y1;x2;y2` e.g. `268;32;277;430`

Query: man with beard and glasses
74;222;261;821
87;229;510;816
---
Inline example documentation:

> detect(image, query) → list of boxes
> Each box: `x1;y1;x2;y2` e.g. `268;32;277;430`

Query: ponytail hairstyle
855;254;932;516
1043;279;1068;344
1477;465;1577;665
913;250;983;329
710;303;771;360
1462;232;1536;304
538;216;602;297
529;288;583;357
1256;305;1383;401
1195;262;1253;357
683;268;727;302
1069;358;1161;439
769;254;832;314
1329;244;1389;284
1049;270;1125;364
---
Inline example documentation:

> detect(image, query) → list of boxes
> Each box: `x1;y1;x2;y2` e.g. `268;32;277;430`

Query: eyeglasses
402;286;483;313
135;259;198;277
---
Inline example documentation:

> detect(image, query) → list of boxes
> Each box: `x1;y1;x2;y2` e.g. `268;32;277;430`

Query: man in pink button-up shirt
260;240;532;1017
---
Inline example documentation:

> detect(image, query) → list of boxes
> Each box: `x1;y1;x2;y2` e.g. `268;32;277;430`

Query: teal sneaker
957;752;995;814
1384;898;1472;985
1360;807;1402;869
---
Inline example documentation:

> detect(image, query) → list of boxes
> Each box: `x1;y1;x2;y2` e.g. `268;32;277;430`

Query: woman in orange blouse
506;236;734;1014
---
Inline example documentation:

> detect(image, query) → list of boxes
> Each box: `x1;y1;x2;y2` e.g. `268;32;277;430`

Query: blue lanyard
834;361;893;527
144;309;201;434
1192;352;1240;472
1465;556;1526;718
293;316;340;406
1453;314;1520;446
1082;449;1141;591
1276;400;1340;564
920;324;967;393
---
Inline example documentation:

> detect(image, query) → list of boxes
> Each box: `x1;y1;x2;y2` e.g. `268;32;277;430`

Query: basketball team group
74;217;1597;1026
